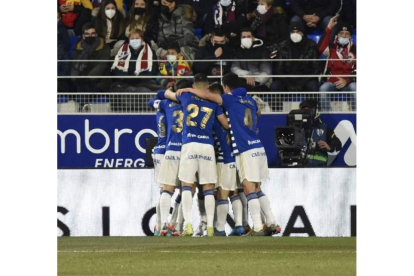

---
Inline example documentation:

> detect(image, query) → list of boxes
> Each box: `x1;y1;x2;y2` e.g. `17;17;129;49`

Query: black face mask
84;37;97;45
212;43;225;50
161;5;170;14
134;7;146;15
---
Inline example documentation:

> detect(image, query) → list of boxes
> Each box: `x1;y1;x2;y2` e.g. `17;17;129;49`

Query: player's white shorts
152;153;164;187
235;147;269;183
157;150;181;186
179;142;217;184
216;162;237;191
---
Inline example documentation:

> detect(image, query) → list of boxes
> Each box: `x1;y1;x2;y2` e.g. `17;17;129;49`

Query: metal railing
57;91;356;114
57;58;356;114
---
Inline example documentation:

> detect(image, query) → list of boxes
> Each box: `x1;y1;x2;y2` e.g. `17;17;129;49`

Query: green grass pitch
58;237;356;276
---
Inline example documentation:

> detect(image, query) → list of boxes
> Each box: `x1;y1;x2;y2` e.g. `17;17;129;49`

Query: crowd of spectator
57;0;357;111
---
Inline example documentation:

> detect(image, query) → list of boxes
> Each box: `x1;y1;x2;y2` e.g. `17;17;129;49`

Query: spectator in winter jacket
110;29;160;92
192;29;235;82
92;0;126;50
290;0;340;33
271;22;321;90
231;28;271;92
125;0;158;42
204;0;246;49
58;0;93;36
154;0;199;61
156;42;192;88
58;11;72;92
71;23;111;92
248;0;289;48
318;16;356;111
270;22;321;110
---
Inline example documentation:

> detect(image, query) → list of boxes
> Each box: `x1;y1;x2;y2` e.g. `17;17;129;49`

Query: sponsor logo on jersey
248;139;261;145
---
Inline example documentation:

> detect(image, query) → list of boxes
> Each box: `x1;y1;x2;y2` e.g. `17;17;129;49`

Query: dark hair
175;79;192;91
222;73;239;90
209;83;224;94
167;42;181;53
97;0;125;38
211;29;227;39
240;27;254;37
82;22;96;34
127;0;153;30
194;73;209;84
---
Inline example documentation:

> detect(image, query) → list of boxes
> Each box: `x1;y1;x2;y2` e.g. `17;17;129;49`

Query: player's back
221;93;263;155
159;99;183;152
213;117;234;163
177;93;222;146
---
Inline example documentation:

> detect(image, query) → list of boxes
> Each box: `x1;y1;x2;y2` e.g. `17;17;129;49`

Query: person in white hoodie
230;27;272;92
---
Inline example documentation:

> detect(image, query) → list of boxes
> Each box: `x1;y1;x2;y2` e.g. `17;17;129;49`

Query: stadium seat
83;97;112;113
329;93;351;112
69;34;79;58
307;34;321;44
194;28;203;40
57;96;79;113
282;95;306;112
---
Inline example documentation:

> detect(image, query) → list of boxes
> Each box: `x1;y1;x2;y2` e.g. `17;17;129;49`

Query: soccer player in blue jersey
155;85;186;237
164;73;229;237
147;97;167;236
209;83;245;237
177;73;280;236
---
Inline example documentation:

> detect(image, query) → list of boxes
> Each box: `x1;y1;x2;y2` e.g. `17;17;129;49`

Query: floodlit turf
58;237;356;276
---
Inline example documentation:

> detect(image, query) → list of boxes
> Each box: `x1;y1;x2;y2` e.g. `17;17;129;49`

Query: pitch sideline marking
58;250;355;254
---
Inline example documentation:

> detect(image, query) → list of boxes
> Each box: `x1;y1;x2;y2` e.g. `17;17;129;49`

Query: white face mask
241;38;253;49
105;9;116;19
338;37;350;46
167;54;177;62
290;33;302;43
257;4;267;15
220;0;232;7
129;39;142;49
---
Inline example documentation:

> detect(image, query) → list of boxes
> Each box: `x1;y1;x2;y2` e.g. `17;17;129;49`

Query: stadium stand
58;0;356;113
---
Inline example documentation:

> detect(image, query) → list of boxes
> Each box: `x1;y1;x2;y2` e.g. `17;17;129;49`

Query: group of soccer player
148;72;281;237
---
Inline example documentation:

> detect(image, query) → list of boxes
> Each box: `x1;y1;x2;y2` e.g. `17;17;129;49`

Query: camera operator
300;99;342;166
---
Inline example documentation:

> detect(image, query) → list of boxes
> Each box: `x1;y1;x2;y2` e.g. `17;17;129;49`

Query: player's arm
158;88;179;102
177;88;223;105
217;114;229;130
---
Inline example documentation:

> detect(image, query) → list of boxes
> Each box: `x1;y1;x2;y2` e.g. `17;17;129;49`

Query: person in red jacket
319;15;356;111
58;0;93;36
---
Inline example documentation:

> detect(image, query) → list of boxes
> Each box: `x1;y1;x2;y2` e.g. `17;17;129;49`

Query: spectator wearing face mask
153;0;199;62
91;0;126;16
92;0;126;49
290;0;340;33
248;0;289;48
192;29;235;81
110;29;160;92
125;0;158;42
318;16;356;111
71;23;111;92
204;0;246;49
58;0;93;36
231;28;271;92
270;22;320;97
156;42;193;88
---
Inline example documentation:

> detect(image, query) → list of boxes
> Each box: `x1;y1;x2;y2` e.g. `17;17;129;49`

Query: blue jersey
176;92;223;146
213;113;234;164
221;88;263;155
158;99;183;152
148;98;167;154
